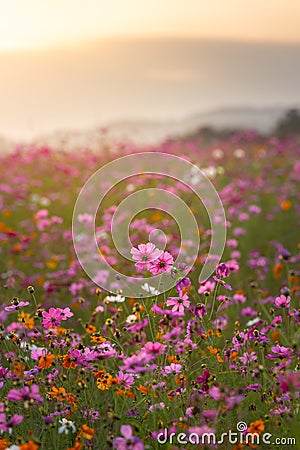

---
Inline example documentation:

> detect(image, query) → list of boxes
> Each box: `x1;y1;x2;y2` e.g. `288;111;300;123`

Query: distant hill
1;106;298;151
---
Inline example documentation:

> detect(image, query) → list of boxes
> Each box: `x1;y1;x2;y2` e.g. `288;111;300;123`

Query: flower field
0;132;299;449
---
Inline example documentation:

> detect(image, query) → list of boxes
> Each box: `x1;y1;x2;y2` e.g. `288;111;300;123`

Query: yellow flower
18;311;34;329
95;369;113;390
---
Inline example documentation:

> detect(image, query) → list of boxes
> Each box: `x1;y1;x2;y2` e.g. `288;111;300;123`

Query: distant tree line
274;109;300;136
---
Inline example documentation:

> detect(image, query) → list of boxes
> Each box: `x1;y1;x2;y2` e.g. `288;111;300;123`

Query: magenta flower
120;352;157;373
7;384;43;403
213;276;232;291
166;292;190;314
198;280;215;295
274;295;291;308
193;303;207;318
247;384;261;391
216;263;230;278
0;403;23;432
278;371;300;397
266;344;294;359
176;277;191;293
144;342;165;355
130;243;161;272
42;307;63;328
116;371;135;388
83;408;100;422
239;351;257;365
151;303;184;318
149;251;174;275
60;307;74;319
213;262;233;290
114;424;144;450
31;348;48;361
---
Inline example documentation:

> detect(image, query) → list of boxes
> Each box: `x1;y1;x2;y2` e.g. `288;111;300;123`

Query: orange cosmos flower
96;370;113;390
90;333;106;344
18;311;34;329
175;374;186;384
0;439;10;450
248;419;265;435
38;353;55;369
208;346;223;362
167;355;180;364
48;386;66;401
85;324;96;334
207;346;219;355
67;443;82;450
62;354;77;369
273;263;284;279
280;200;292;211
12;361;26;377
137;384;150;395
19;441;39;450
230;351;239;361
80;424;95;440
271;330;280;342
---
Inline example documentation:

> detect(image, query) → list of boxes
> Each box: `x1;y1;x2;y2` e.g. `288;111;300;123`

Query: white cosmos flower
126;314;137;324
234;148;245;158
202;166;217;179
105;294;125;303
58;418;76;435
246;317;260;327
141;283;160;295
212;148;224;159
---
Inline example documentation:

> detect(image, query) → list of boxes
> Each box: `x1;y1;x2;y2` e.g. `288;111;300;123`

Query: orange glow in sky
1;0;300;51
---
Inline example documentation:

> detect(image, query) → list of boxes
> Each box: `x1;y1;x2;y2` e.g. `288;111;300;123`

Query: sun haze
1;0;300;51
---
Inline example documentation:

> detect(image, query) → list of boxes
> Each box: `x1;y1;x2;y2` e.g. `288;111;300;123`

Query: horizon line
1;33;300;54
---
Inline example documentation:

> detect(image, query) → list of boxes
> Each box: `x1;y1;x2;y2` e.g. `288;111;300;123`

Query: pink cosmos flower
198;280;215;295
114;424;144;450
193;303;207;318
144;342;165;355
5;300;29;311
42;307;63;328
116;370;135;388
0;409;23;433
149;251;174;275
274;295;291;308
216;263;230;278
60;307;74;319
266;344;293;359
130;243;162;272
31;348;48;361
209;385;221;400
163;363;182;375
239;351;257;365
41;306;73;328
7;384;43;403
166;292;190;314
278;371;300;397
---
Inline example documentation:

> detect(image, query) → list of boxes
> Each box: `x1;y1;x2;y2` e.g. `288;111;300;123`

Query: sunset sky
1;0;300;50
0;1;299;140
